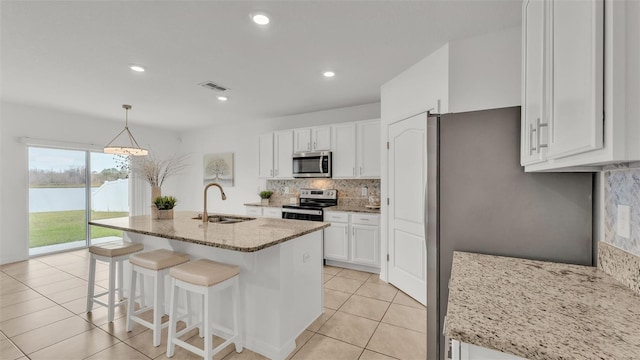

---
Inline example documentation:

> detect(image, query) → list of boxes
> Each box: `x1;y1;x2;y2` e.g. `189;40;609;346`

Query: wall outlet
284;186;289;194
289;197;297;204
617;204;631;239
361;185;368;197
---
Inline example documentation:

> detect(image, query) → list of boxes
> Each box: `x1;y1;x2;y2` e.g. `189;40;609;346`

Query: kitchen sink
192;214;256;224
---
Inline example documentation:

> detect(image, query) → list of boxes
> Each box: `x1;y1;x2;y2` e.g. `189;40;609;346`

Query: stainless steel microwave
292;151;331;178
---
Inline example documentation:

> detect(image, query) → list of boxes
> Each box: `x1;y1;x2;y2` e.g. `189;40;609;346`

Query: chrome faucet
203;182;227;223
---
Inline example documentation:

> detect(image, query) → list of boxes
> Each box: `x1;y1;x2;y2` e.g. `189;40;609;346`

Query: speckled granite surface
445;251;640;360
244;201;290;208
598;241;640;295
89;211;329;252
325;205;380;214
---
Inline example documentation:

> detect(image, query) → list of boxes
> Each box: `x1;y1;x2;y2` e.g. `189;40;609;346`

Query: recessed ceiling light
130;65;145;72
323;71;335;78
217;96;228;101
252;13;270;25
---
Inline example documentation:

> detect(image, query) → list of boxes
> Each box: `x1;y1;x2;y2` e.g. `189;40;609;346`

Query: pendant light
104;104;148;156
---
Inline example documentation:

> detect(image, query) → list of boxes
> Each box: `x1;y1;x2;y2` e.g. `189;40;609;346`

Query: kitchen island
90;211;330;360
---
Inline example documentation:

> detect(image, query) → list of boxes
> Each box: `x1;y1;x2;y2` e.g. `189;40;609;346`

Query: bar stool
126;249;190;347
167;259;242;359
87;240;144;323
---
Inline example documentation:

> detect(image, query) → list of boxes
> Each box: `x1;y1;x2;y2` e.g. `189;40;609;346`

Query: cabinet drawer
263;207;283;219
245;207;262;217
351;213;380;225
324;212;349;223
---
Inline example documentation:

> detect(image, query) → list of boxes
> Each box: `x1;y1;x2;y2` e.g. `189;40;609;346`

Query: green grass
29;210;128;248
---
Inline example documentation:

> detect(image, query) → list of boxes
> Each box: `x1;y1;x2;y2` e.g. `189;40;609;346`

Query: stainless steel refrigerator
425;107;593;360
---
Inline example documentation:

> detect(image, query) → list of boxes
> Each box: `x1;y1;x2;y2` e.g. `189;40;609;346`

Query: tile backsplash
604;168;640;256
266;179;380;207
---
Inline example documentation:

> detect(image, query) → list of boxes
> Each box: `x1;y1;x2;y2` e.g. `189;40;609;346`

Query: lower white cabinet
451;340;527;360
245;206;282;219
324;211;380;271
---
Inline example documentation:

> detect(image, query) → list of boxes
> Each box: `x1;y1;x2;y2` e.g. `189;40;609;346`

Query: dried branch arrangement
125;153;190;187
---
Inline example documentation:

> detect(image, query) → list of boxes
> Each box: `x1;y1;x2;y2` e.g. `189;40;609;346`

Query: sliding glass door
28;147;129;255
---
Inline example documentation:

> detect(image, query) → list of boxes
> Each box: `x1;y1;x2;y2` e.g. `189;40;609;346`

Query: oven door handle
282;208;323;216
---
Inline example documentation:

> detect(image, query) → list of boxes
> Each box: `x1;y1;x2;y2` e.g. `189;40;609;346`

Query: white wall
173;103;380;216
0;101;180;264
448;26;521;113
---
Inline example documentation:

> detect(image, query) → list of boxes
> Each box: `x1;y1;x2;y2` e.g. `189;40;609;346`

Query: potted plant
259;191;273;206
154;196;177;219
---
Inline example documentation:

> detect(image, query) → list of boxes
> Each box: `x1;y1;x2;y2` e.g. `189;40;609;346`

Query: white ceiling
1;1;521;131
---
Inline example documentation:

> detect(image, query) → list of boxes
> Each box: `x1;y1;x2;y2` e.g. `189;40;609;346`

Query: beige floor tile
0;330;6;339
0;289;42;308
82;304;128;326
0;305;74;337
365;275;389;286
223;348;269;359
323;275;334;284
100;314;150;341
324;277;364;294
11;315;94;354
29;327;119;360
359;349;396;360
61;296;90;314
392;291;425;309
366;323;426;360
85;342;150;360
323;266;342;276
291;333;362;360
381;304;426;333
31;277;87;296
307;307;336;332
19;269;75;287
153;330;233;360
125;321;194;359
37;254;86;267
339;295;390;321
323;289;351;310
317;311;378;348
355;283;398;302
0;338;24;360
0;260;50;276
0;296;58;322
335;269;373;282
0;278;29;295
48;284;97;304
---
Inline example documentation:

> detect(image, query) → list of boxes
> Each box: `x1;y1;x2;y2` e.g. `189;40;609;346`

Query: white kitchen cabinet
520;0;547;166
357;120;381;177
245;206;282;219
331;123;357;178
273;130;293;178
258;131;293;179
451;340;526;360
331;120;380;179
258;133;274;178
293;126;331;153
324;211;380;272
246;206;263;217
520;0;640;172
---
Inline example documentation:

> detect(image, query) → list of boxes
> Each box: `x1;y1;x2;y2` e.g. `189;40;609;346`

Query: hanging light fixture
104;104;148;156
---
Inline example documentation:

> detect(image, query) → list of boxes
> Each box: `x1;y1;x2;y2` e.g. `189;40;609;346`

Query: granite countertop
445;251;640;359
89;211;329;253
244;201;290;208
244;202;380;214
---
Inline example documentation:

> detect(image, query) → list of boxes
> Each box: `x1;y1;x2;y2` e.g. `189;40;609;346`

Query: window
28;147;129;256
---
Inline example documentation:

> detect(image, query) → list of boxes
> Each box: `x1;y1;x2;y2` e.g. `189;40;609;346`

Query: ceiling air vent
199;81;228;92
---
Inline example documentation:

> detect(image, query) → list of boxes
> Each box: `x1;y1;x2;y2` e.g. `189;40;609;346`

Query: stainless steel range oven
282;188;337;221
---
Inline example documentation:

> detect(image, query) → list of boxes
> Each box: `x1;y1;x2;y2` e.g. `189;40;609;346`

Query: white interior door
388;113;427;305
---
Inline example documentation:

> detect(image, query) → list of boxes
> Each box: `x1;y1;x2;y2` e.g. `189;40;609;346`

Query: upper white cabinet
357;121;381;177
521;0;603;167
522;0;640;171
258;130;293;179
294;126;331;153
332;119;381;179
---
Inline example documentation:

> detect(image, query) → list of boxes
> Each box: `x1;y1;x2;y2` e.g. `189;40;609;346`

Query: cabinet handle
344;227;347;237
536;118;548;152
529;123;537;154
307;142;311;150
359;166;362;175
353;167;355;176
275;169;278;176
270;169;273;176
314;141;317;149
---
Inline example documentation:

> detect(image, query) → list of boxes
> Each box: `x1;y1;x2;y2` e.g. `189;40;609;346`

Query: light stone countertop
244;202;380;214
445;251;640;360
89;211;329;253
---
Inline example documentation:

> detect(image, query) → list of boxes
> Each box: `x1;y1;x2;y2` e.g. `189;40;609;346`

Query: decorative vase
157;209;174;220
151;186;161;219
261;198;270;206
